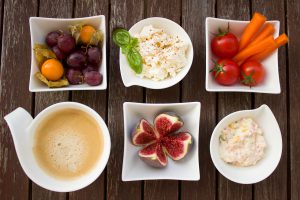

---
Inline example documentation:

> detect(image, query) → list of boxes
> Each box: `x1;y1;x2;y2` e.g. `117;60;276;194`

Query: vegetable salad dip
135;25;188;81
219;117;266;167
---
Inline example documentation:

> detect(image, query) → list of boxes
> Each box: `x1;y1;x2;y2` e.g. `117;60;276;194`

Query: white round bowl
119;17;194;89
210;105;282;184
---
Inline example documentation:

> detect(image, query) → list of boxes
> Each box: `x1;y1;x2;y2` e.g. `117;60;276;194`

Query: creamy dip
135;25;188;81
219;117;266;167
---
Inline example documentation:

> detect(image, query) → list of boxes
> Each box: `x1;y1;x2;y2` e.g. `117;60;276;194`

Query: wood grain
252;1;288;200
181;0;216;199
69;1;109;199
0;0;36;199
143;0;181;200
216;0;253;200
31;0;73;199
0;0;299;199
107;0;144;199
287;0;300;199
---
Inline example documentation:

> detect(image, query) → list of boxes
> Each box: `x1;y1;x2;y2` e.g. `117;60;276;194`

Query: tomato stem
210;61;225;78
217;23;230;37
241;71;256;87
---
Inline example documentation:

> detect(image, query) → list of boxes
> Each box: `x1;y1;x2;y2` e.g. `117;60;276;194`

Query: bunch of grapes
45;29;103;86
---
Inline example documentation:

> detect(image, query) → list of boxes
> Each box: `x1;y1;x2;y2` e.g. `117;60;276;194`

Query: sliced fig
132;119;157;146
162;132;192;160
139;143;167;168
154;113;183;137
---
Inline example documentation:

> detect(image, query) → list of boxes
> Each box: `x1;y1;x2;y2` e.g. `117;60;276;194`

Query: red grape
66;69;83;84
66;51;86;68
82;64;98;75
87;47;102;65
57;34;75;53
84;71;103;86
52;45;66;60
46;31;61;47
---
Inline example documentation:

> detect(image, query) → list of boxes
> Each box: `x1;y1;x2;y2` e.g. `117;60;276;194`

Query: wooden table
0;0;299;199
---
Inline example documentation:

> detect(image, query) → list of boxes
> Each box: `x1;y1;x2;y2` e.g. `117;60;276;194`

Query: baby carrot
275;33;289;46
246;46;276;62
239;13;267;50
248;23;275;47
247;33;288;61
233;35;277;63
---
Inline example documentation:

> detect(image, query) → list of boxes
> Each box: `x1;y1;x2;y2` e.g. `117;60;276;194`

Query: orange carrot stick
247;33;288;61
233;35;277;63
275;33;289;46
248;23;275;47
239;13;267;50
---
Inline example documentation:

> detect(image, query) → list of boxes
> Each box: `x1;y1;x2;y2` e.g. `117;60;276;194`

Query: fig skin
139;155;167;168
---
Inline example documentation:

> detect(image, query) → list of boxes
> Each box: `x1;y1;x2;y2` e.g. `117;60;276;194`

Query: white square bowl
122;102;201;181
205;17;280;94
29;15;107;92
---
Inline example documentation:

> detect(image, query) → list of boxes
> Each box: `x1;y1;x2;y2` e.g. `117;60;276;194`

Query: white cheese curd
135;25;188;81
219;118;267;167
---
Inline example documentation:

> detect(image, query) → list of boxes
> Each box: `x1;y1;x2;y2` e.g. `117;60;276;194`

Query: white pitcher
4;102;111;192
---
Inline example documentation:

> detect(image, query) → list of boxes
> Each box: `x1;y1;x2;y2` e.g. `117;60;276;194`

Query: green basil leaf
130;37;139;48
112;28;131;47
127;48;143;74
121;45;131;55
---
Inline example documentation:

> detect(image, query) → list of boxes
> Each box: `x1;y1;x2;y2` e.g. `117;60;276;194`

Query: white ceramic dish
4;102;111;192
119;17;194;89
205;17;280;93
122;102;200;181
29;15;107;92
210;104;282;184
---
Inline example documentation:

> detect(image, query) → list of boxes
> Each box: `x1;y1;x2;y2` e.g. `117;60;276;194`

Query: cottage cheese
219;118;266;167
135;25;188;81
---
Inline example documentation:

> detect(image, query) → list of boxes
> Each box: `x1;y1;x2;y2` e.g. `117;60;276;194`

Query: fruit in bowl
132;113;192;168
33;23;104;88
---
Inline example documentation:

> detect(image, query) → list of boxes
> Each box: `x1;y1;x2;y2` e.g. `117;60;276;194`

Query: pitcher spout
4;107;33;141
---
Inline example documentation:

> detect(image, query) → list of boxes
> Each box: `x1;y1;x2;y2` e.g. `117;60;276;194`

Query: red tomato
211;29;239;58
210;59;240;86
240;60;265;86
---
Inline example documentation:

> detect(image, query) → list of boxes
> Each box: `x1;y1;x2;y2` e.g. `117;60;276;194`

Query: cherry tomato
211;27;239;58
240;60;265;86
210;59;240;86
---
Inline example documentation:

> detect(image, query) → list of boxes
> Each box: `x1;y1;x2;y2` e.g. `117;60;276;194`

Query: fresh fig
154;113;183;137
132;113;192;168
138;143;167;168
162;132;192;160
132;119;157;146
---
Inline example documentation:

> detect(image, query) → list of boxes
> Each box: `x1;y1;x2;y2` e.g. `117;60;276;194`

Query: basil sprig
113;28;143;74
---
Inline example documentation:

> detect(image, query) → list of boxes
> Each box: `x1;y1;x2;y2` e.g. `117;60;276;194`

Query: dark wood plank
287;0;300;199
252;1;288;200
31;0;73;199
69;0;109;199
0;0;37;199
143;0;181;200
181;0;216;199
216;0;253;200
107;0;144;199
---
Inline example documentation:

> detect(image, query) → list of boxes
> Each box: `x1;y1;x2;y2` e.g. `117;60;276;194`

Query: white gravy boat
4;102;111;192
210;104;282;184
